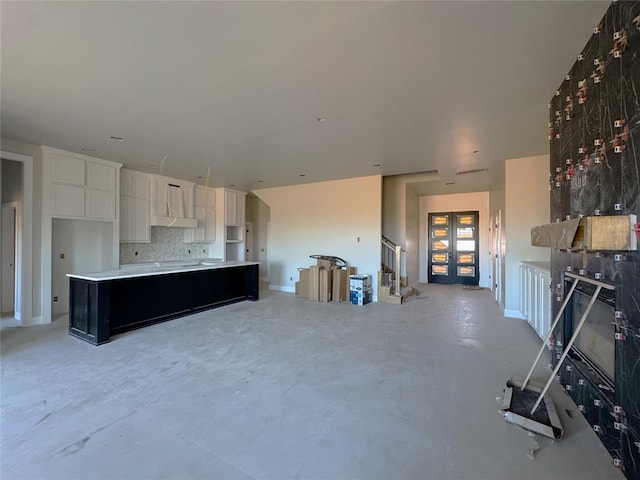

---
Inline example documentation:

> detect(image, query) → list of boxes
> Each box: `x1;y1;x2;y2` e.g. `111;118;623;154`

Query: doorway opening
427;211;479;286
492;209;504;307
1;151;34;327
1;203;18;327
245;222;254;261
1;158;24;328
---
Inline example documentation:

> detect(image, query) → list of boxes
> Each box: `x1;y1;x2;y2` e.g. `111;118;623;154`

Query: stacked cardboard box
295;259;356;302
349;274;372;306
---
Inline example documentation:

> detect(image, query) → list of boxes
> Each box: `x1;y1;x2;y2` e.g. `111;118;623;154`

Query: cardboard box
316;259;332;269
309;266;320;301
349;274;372;293
319;268;332;302
350;290;372;306
332;268;349;302
297;268;309;299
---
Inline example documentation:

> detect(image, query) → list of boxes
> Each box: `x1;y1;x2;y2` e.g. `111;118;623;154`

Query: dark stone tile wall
548;2;640;477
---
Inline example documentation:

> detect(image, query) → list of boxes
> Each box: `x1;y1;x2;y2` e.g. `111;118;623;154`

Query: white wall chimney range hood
149;174;198;228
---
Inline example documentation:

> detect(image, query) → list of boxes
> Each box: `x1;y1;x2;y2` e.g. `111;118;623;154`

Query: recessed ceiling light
372;164;381;167
110;136;124;141
229;184;236;187
197;176;204;179
258;180;264;183
299;174;306;177
317;117;326;123
445;182;455;185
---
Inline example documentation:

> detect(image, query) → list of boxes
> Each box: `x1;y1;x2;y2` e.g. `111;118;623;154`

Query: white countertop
67;260;260;282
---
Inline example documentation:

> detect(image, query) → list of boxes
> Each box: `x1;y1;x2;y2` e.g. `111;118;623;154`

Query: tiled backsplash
120;227;210;264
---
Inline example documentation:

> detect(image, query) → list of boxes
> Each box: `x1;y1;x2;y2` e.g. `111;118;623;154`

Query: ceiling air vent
456;168;488;176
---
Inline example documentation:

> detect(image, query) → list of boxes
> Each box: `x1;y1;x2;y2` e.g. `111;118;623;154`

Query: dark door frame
427;211;480;286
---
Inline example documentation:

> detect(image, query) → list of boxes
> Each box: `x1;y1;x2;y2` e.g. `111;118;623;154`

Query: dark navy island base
67;262;259;345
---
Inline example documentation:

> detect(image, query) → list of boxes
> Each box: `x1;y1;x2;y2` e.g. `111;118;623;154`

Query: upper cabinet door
203;207;215;242
52;153;85;185
132;197;150;242
194;185;216;208
52;184;85;217
153;181;168;217
224;189;245;226
86;161;116;191
44;147;121;221
86;190;115;219
224;189;237;225
131;175;150;200
121;170;151;199
120;171;134;197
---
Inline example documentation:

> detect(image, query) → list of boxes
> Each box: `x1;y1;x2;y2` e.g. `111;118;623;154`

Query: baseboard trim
22;315;44;326
503;309;526;319
269;285;295;293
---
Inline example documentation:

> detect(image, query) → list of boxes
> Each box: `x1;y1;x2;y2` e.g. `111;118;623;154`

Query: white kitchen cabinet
120;169;151;243
184;185;216;243
51;153;85;185
121;169;151;198
224;189;245;226
86;161;116;191
48;149;120;220
52;183;85;217
209;188;247;261
41;146;122;324
520;261;551;341
194;185;216;209
120;196;150;243
86;189;115;219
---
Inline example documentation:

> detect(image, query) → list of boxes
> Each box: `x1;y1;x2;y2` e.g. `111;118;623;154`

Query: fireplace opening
565;280;616;391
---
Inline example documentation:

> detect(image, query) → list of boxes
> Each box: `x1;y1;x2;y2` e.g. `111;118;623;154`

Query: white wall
490;161;506;308
382;175;405;246
382;171;440;286
254;175;382;297
246;195;270;279
51;219;114;315
419;191;491;288
504;154;550;317
405;185;420;285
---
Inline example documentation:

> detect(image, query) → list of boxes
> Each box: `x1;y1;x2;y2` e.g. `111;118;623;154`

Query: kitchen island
67;260;259;345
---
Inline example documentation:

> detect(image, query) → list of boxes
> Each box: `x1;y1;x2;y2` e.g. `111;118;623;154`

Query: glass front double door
428;211;479;285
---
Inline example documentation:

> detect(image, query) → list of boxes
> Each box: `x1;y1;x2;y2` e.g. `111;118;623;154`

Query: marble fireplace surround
547;1;640;476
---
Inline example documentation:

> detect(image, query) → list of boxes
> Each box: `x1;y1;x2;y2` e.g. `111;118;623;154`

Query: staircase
379;236;405;304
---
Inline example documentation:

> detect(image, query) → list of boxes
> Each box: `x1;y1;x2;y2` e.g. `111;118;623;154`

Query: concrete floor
1;284;624;480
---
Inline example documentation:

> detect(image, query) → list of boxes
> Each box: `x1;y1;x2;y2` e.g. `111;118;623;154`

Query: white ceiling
1;1;610;193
